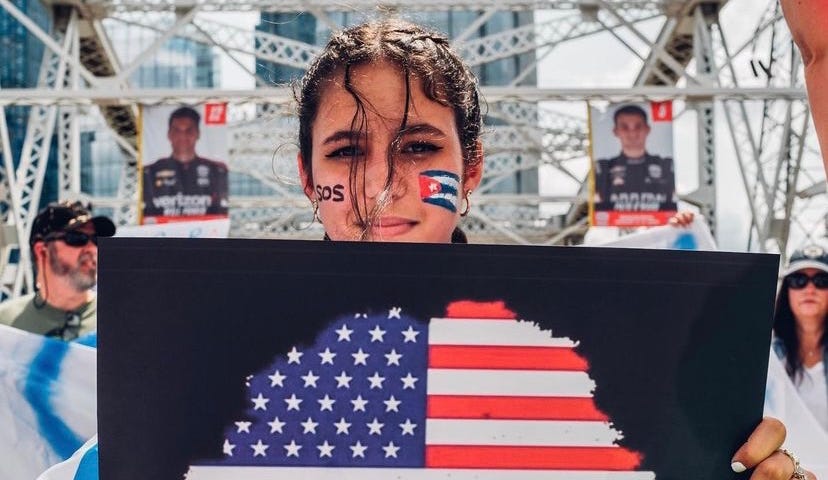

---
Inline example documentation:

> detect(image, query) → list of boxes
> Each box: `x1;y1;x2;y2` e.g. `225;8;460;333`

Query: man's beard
48;245;97;291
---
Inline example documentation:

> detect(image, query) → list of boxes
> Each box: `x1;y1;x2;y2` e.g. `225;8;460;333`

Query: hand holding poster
140;104;230;224
597;216;717;251
589;101;677;227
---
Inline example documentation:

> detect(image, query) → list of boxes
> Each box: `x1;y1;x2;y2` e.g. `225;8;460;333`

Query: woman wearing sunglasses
773;245;828;433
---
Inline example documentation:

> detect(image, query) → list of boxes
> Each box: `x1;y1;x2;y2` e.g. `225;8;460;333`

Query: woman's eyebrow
322;130;362;145
401;123;447;138
321;123;446;145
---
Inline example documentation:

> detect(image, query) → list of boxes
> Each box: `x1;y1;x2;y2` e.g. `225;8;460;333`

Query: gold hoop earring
312;199;321;223
460;189;472;217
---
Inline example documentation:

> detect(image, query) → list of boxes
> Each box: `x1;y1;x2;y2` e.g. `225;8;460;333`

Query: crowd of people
2;2;827;479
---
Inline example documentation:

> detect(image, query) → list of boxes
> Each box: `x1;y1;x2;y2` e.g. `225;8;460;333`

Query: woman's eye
326;146;364;158
403;142;441;154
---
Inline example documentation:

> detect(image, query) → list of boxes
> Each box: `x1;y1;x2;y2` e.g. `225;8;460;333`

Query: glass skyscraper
0;0;57;208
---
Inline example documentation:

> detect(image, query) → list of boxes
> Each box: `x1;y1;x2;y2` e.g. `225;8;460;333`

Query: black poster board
98;239;779;480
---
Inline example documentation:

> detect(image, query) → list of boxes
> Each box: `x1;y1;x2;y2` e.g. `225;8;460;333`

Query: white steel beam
69;0;674;13
58;16;82;197
12;12;78;293
0;86;808;106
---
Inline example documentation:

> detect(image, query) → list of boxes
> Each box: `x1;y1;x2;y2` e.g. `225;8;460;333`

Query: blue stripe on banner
74;332;98;348
73;443;99;480
670;233;698;250
23;340;84;459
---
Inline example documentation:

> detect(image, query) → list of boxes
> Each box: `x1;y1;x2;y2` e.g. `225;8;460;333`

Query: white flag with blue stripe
0;324;97;478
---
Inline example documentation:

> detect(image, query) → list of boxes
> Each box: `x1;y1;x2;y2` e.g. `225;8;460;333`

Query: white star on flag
223;439;235;456
400;372;418;389
368;326;386;342
318;348;336;364
382;441;400;458
366;418;384;435
351;348;369;365
333;418;351;435
388;307;402;319
283;440;301;457
251;393;269;411
401;326;419;343
350;395;368;412
250;440;268;457
399;418;417;435
284;394;302;411
267;370;286;387
286;347;303;364
384;349;402;366
383;395;401;412
335;324;353;342
317;394;335;411
350;441;367;458
234;421;251;433
267;417;285;434
301;371;319;388
317;441;335;458
367;372;385;389
334;371;352;388
301;417;319;434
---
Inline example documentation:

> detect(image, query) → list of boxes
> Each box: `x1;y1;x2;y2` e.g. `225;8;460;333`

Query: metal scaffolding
0;0;825;298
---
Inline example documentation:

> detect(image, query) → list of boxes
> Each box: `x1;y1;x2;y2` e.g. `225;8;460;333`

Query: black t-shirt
594;152;677;211
142;156;229;218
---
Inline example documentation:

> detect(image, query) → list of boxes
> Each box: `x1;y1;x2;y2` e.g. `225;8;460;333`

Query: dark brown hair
773;278;828;380
295;19;482;237
168;106;201;130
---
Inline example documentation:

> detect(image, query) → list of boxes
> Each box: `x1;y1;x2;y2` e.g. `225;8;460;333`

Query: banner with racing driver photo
588;101;677;227
140;103;230;224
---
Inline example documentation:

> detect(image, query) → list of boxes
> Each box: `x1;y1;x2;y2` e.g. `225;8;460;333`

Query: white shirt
795;360;828;433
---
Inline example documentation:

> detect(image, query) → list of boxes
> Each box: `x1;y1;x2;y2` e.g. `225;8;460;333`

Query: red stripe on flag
426;445;642;470
445;301;516;319
429;345;589;371
427;395;608;421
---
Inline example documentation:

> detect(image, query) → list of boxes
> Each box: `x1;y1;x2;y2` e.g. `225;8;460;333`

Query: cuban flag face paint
419;170;460;213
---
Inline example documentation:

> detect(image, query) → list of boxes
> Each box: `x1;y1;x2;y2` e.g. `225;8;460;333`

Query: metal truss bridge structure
0;0;825;298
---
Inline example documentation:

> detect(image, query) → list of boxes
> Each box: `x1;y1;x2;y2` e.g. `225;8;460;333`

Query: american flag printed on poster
187;301;655;480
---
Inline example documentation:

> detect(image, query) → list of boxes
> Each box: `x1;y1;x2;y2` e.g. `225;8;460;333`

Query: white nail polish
731;462;746;473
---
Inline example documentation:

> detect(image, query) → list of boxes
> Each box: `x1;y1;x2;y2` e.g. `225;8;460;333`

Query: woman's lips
369;216;417;237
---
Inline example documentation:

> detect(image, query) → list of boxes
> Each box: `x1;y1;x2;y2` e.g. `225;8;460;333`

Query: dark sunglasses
45;230;97;247
785;272;828;290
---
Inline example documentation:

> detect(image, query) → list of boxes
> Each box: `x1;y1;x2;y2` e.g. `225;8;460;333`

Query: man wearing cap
0;201;116;340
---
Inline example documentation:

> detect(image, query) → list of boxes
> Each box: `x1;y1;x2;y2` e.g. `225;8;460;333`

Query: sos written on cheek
316;184;345;202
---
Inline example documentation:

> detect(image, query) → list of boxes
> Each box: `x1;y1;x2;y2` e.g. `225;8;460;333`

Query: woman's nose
363;153;406;200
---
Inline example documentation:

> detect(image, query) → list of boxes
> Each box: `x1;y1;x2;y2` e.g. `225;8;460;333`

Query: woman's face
788;267;828;323
298;61;482;243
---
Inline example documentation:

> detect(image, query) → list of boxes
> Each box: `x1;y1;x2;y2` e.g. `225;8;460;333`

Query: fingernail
731;462;746;473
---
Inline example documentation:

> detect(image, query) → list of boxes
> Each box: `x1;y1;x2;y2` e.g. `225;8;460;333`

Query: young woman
295;18;813;479
773;246;828;432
